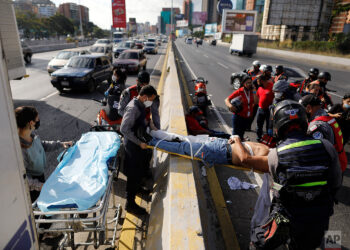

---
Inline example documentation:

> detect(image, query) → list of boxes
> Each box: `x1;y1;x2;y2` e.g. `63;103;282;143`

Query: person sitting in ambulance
15;106;73;203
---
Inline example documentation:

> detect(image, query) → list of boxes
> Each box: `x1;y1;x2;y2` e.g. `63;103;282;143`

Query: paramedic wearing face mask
120;85;158;215
15;106;73;203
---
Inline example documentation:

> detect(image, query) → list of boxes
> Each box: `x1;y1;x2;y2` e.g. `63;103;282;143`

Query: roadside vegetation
15;10;110;40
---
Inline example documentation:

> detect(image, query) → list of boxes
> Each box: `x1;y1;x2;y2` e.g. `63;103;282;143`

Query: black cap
300;94;322;107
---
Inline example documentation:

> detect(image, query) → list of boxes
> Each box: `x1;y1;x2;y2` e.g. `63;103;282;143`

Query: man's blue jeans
149;137;230;165
256;108;270;140
232;114;250;140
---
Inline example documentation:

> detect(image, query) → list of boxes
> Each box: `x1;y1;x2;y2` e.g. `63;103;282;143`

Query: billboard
267;0;329;27
222;10;257;33
205;23;217;36
176;20;189;27
193;26;203;32
112;0;126;28
192;12;207;25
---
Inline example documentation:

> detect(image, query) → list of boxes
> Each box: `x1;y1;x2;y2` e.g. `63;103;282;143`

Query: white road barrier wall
146;45;205;249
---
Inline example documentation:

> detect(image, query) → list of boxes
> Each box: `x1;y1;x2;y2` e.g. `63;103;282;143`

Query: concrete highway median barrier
145;42;205;249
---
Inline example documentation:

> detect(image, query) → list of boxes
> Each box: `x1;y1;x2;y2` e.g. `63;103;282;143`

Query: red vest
128;85;151;121
313;116;348;172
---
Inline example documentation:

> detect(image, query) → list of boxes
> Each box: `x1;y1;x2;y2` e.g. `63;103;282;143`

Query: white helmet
253;60;261;67
259;64;267;71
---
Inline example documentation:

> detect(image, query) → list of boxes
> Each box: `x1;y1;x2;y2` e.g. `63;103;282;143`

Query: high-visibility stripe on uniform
291;181;327;187
277;140;321;152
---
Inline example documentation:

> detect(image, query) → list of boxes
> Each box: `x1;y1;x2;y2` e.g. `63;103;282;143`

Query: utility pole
171;0;173;36
79;0;84;39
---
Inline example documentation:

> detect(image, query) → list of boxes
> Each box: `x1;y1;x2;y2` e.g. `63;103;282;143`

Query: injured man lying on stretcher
147;129;270;166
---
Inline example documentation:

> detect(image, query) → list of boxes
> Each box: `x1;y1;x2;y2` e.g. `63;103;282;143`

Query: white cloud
52;0;202;29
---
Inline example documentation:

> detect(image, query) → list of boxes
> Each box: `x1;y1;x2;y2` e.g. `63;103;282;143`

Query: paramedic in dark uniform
232;100;341;249
120;85;158;215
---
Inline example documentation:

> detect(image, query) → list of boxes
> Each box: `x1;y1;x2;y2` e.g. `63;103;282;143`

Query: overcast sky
52;0;202;29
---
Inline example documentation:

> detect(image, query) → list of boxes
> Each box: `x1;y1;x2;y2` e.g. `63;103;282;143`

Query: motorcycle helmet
240;74;252;88
263;65;273;73
189;106;203;115
308;68;319;78
318;71;331;81
273;80;289;100
275;65;284;74
273;100;308;139
252;60;261;68
259;64;267;72
230;96;243;113
137;70;150;84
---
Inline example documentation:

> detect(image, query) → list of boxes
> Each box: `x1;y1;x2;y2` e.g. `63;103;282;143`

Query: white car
186;38;193;44
47;48;91;74
89;45;113;61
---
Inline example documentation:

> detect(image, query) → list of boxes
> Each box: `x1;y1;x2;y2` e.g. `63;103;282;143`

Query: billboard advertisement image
192;12;207;26
205;23;217;36
222;10;257;33
176;20;189;27
112;0;126;28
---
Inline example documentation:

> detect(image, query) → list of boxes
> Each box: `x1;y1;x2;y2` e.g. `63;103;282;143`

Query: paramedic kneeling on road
120;85;158;215
232;100;341;249
15;106;73;203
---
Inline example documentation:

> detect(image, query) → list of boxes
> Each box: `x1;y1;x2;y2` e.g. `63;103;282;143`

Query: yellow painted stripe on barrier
157;41;171;95
174;46;241;250
207;167;241;250
119;42;172;250
118;196;142;250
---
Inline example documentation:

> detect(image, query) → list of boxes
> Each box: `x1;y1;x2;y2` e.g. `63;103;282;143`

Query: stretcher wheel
99;231;105;246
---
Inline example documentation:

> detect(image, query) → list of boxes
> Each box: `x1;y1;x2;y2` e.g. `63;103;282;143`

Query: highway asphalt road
175;39;350;249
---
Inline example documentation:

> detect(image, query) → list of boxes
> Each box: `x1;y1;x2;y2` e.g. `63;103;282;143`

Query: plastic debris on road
227;176;258;190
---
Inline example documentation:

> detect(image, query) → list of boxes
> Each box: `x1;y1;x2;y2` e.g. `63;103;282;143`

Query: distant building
58;2;89;23
161;7;180;34
201;0;219;23
245;0;265;13
36;3;56;17
183;0;193;24
128;18;137;34
261;0;333;41
13;0;34;12
329;0;350;34
145;21;150;33
235;0;246;10
150;25;158;34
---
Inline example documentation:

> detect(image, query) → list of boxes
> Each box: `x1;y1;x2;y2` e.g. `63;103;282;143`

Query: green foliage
15;9;107;39
192;31;204;39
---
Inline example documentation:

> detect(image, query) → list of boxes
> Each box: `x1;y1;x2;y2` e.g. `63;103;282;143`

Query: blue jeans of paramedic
256;108;270;140
232;114;250;140
149;138;230;165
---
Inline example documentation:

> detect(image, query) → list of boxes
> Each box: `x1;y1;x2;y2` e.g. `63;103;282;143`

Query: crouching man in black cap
232;100;342;249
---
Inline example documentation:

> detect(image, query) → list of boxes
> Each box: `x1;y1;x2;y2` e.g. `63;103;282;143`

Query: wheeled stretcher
32;131;123;249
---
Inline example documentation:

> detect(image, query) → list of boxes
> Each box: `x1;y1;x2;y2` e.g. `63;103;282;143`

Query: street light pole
78;0;84;39
171;0;173;36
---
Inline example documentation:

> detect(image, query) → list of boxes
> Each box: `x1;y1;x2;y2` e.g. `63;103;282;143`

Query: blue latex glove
267;129;273;137
104;90;109;97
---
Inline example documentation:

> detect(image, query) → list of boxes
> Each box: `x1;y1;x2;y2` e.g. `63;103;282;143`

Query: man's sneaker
126;201;148;215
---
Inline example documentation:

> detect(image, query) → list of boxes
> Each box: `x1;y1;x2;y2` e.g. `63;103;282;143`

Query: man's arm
308;121;335;144
118;89;130;116
231;137;269;173
120;105;142;146
151;95;161;129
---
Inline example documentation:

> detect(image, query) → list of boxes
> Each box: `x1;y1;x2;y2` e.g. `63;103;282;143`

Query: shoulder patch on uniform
312;131;323;139
309;125;318;132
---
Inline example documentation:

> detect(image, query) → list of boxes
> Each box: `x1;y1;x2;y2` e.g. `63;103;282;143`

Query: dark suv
50;55;113;93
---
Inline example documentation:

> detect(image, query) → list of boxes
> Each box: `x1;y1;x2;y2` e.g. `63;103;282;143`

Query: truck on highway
229;34;258;57
0;1;37;248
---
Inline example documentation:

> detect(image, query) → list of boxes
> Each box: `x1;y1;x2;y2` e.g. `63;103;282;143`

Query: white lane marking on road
204;54;209;58
150;47;165;76
40;91;59;101
329;92;343;99
177;43;263;188
217;62;229;69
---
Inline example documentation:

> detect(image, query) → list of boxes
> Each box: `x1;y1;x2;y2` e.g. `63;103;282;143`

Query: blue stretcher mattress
37;132;121;212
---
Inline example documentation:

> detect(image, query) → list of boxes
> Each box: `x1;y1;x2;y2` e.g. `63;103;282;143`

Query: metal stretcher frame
32;129;124;249
147;145;264;174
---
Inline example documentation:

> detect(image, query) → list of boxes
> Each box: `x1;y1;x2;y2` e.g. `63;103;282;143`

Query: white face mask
112;75;117;82
144;100;153;108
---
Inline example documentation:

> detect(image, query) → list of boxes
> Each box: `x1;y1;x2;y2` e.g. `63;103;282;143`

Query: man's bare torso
231;142;270;165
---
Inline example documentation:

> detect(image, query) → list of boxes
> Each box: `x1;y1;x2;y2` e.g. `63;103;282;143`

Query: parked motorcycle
93;95;122;131
190;77;211;116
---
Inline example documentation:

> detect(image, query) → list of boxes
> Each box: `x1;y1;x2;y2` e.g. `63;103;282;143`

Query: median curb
145;42;205;249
